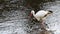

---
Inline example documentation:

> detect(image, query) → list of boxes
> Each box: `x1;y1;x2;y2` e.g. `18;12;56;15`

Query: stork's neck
32;11;35;16
31;10;38;20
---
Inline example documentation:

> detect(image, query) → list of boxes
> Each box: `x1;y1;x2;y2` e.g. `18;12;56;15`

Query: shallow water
43;1;60;34
0;0;60;34
0;10;28;34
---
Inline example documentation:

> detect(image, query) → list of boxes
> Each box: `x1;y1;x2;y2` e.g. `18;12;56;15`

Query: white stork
30;10;53;22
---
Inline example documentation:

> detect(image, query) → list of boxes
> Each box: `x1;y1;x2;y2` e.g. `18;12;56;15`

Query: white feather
31;10;52;21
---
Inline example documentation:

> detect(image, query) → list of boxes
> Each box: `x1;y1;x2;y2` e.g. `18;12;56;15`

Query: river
0;0;60;34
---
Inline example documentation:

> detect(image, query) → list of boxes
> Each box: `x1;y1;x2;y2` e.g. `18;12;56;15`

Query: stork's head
31;10;35;14
29;10;35;17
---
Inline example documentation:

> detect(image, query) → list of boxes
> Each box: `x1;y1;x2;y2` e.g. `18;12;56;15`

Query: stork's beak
29;13;33;17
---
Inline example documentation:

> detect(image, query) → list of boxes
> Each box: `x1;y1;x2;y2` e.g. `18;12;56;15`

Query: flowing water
43;1;60;34
0;0;60;34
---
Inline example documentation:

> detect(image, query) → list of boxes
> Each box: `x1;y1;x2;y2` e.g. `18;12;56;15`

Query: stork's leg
40;19;51;31
40;23;47;30
39;19;47;31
